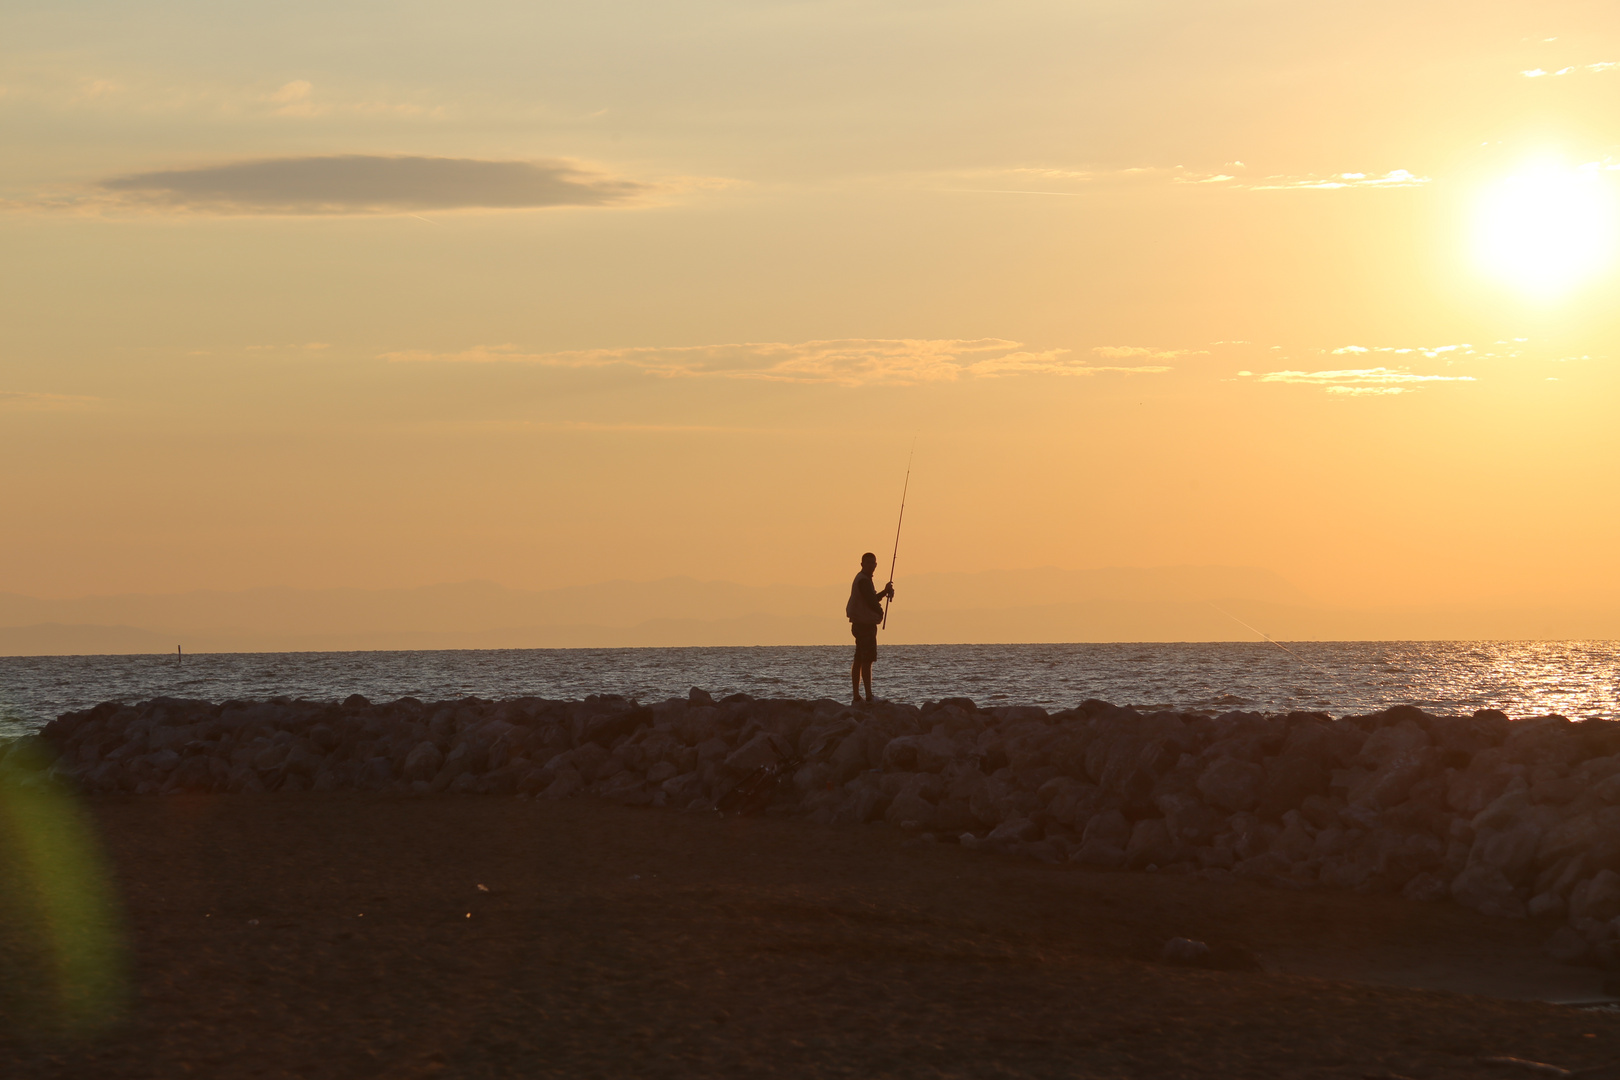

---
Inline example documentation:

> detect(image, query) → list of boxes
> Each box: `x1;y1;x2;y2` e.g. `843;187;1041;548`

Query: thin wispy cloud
254;80;448;120
1522;62;1618;77
956;164;1430;195
1332;342;1481;359
0;69;450;121
1094;345;1204;360
91;155;649;215
383;339;1173;387
1245;169;1428;190
72;78;122;103
1251;368;1475;396
419;419;788;435
263;80;321;117
1237;340;1499;395
0;391;100;411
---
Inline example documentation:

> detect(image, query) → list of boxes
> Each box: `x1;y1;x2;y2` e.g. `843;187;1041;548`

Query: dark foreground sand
6;795;1620;1079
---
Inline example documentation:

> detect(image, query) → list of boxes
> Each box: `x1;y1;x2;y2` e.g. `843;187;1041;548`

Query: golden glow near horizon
1;1;1619;628
1474;160;1620;297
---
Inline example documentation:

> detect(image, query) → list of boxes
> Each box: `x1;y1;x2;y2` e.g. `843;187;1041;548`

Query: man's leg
851;658;862;704
860;660;874;701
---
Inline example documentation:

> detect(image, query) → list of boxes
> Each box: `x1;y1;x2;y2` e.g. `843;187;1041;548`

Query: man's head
861;552;877;572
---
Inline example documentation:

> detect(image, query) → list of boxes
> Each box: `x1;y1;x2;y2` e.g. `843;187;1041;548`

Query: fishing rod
882;443;914;630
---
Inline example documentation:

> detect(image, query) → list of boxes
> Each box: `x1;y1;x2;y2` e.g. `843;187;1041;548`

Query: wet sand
5;794;1620;1079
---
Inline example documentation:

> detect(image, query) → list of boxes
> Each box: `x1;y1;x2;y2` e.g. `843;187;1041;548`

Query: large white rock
887;790;937;830
1569;870;1620;923
1271;812;1316;863
1526;891;1566;919
1125;818;1177;869
1472;789;1531;832
1081;808;1129;847
542;767;585;800
724;732;786;775
1232;852;1292;882
598;771;651;805
144;748;181;773
1357;720;1429;765
1446;749;1526;816
1345;745;1441;810
1593;773;1620;804
1074;808;1129;866
986;817;1041;847
660;771;706;804
672;705;723;744
1544;924;1591;965
823;783;885;825
1470;822;1543;886
1402;872;1449;903
881;733;957;773
1537;806;1620;868
1450;863;1527;919
401;741;443;783
1156;791;1222;845
827;726;880;782
1197;757;1262;812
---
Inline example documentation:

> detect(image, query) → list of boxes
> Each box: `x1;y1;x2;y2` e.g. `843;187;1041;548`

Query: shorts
851;622;878;664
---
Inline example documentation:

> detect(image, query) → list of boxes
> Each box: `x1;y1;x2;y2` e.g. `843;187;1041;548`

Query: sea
2;640;1619;737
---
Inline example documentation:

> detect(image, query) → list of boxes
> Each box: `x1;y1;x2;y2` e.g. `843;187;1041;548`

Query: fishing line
1204;600;1351;691
882;439;915;630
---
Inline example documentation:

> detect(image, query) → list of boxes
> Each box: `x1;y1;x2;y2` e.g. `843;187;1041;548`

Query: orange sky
2;1;1618;617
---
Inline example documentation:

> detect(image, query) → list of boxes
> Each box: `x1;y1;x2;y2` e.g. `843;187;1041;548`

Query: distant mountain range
0;567;1614;655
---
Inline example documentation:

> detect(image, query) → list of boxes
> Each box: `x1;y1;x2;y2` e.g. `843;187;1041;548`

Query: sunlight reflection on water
1;640;1618;735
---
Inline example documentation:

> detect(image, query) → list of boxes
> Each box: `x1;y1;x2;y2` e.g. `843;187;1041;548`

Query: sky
2;0;1619;617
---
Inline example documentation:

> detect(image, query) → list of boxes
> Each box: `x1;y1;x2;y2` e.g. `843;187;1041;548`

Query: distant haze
2;566;1615;655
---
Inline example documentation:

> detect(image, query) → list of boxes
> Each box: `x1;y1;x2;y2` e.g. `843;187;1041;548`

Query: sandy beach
5;792;1620;1079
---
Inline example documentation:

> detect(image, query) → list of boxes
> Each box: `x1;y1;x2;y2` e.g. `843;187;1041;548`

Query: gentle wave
3;640;1619;735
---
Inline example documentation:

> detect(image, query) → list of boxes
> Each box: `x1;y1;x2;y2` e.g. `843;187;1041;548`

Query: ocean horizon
4;639;1618;736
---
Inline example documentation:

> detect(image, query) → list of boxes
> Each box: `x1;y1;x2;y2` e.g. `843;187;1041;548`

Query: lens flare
1474;161;1619;297
0;739;128;1036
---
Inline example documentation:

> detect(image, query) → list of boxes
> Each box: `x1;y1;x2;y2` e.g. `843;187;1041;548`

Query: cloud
383;338;1174;387
5;70;450;122
72;79;122;103
1323;386;1409;396
0;391;99;411
264;80;321;117
95;155;649;214
1247;169;1429;190
250;80;444;120
1523;62;1617;77
955;164;1429;195
418;419;785;435
1093;345;1203;360
1331;342;1487;359
1256;367;1476;395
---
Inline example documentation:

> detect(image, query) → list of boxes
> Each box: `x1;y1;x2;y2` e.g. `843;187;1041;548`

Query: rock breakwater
11;691;1620;961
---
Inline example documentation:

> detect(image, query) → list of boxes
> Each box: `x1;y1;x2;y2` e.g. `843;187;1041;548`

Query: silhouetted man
847;551;894;705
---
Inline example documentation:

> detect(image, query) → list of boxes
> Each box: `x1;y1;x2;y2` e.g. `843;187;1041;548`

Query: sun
1473;161;1618;297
